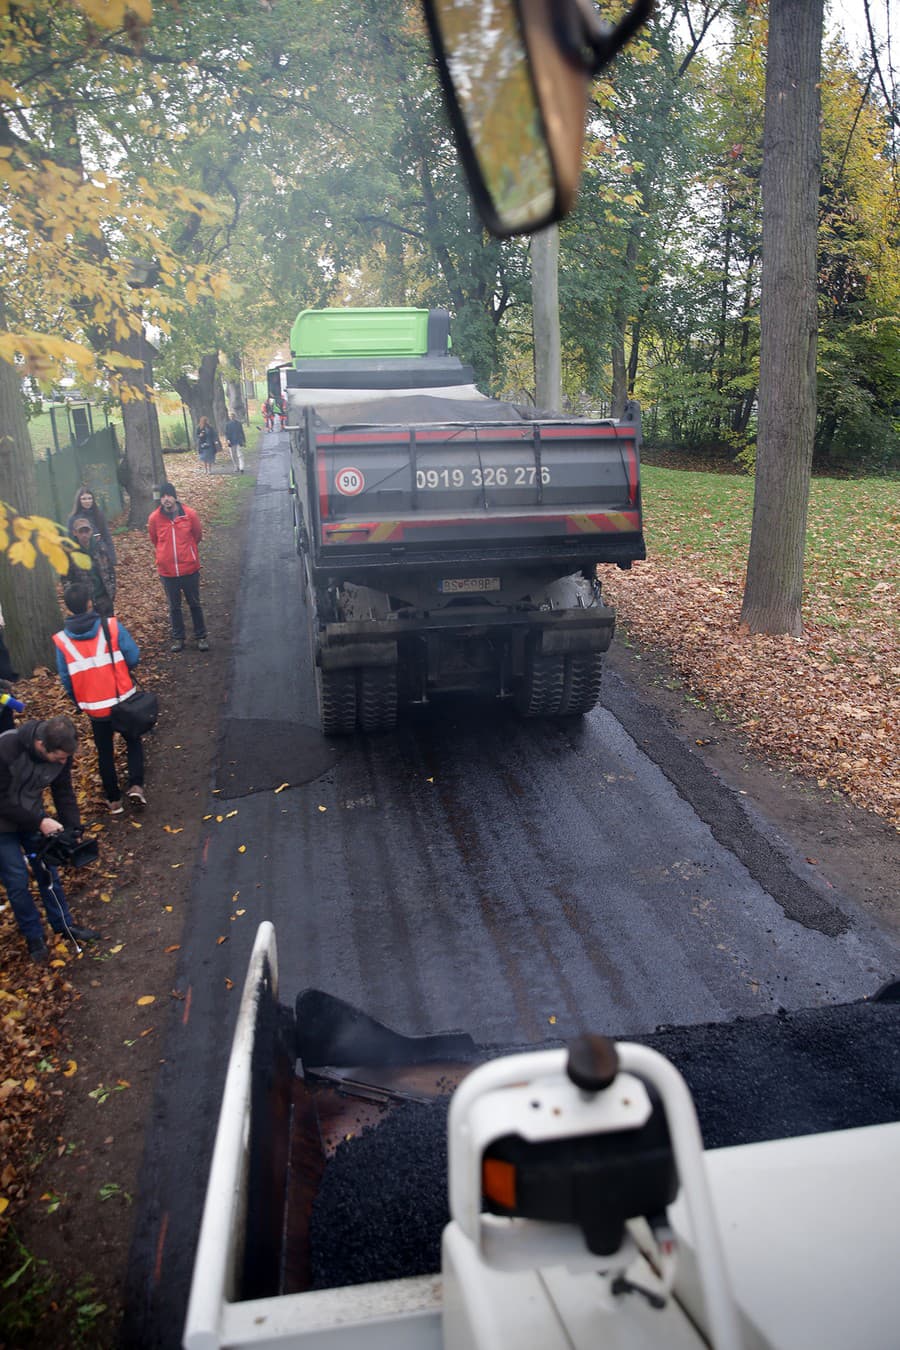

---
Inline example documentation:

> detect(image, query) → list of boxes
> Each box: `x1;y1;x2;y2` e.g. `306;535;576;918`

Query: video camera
28;828;99;869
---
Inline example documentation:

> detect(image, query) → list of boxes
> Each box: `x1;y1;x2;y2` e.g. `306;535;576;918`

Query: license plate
439;577;501;594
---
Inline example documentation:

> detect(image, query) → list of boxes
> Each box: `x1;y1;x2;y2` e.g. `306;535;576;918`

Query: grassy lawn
604;466;899;824
29;400;195;457
640;466;898;636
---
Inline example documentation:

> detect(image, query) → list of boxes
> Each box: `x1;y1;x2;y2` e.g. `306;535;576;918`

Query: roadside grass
1;1229;108;1347
603;466;899;824
640;468;897;635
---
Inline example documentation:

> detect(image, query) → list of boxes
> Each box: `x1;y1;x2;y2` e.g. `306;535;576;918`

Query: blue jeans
0;830;74;943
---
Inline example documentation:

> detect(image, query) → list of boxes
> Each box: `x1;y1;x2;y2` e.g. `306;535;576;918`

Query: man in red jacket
147;481;209;653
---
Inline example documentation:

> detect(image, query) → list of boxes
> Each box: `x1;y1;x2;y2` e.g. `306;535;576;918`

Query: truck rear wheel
358;666;398;733
557;652;604;716
318;668;357;736
515;650;603;719
514;652;566;718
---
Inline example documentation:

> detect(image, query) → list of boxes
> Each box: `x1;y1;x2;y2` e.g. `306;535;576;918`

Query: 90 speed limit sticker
335;466;365;496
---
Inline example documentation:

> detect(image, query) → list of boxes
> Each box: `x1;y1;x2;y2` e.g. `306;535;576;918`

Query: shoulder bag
100;617;159;736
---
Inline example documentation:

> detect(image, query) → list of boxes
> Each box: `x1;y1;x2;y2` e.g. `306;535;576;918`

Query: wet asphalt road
123;432;897;1347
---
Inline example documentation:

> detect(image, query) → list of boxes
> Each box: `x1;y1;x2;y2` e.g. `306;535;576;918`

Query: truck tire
358;666;398;733
514;652;566;718
318;668;357;736
557;652;604;716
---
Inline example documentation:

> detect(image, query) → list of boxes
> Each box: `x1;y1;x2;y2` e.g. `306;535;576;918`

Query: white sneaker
127;785;147;806
107;799;124;815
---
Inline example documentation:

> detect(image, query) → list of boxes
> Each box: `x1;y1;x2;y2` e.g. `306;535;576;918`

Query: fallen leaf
226;810;238;819
216;935;227;945
274;783;289;794
109;944;123;954
203;814;213;821
164;905;173;913
163;825;183;835
216;815;224;823
100;892;112;904
425;777;434;784
171;863;182;869
0;1197;8;1215
231;891;240;902
164;944;180;954
548;1015;557;1025
130;821;142;829
235;908;245;916
140;1028;154;1037
117;1080;130;1089
24;1078;36;1092
238;844;246;853
50;959;66;969
136;995;155;1007
317;805;327;813
224;977;234;990
63;1061;77;1078
806;857;818;865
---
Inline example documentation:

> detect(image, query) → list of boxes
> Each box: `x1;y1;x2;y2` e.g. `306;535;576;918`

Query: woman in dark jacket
67;485;116;565
197;416;219;475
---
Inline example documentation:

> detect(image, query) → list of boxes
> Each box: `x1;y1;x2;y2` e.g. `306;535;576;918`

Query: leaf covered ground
0;451;250;1345
603;468;899;827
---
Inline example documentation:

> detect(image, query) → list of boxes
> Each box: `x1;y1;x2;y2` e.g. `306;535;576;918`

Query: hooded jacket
0;720;79;834
147;501;202;577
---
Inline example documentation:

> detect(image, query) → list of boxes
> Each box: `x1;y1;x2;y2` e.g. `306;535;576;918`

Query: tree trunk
531;226;561;413
120;331;165;527
174;352;221;444
0;299;66;672
740;0;823;636
225;353;246;421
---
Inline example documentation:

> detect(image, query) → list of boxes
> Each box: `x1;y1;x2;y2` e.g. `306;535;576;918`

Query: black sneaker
65;926;100;943
27;936;49;964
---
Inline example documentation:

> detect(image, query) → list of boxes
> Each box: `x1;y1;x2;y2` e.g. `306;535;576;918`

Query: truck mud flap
319;639;397;671
537;623;614;656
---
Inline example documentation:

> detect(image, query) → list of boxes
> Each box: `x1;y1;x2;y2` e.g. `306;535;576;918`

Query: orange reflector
482;1158;517;1210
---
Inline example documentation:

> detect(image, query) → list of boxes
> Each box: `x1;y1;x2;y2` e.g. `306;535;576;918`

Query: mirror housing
424;0;653;237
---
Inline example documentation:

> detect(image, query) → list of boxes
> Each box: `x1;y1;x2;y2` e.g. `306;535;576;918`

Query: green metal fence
33;425;124;527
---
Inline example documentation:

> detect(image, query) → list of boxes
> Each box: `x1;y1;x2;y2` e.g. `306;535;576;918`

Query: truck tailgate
314;420;643;559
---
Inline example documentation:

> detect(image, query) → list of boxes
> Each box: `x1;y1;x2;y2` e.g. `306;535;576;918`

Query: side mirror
424;0;653;237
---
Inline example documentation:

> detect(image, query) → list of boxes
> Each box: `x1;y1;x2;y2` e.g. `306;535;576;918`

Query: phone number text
416;465;551;489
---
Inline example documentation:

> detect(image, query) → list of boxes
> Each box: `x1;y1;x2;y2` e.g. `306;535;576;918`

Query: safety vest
52;619;135;719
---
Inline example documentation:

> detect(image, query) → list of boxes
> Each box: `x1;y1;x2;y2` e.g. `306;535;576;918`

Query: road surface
122;431;896;1346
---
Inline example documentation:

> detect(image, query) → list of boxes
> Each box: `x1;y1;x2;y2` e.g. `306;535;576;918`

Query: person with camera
0;714;99;964
53;582;147;816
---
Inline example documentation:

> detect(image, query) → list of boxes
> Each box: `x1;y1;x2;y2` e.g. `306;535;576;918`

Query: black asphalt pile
645;997;900;1147
308;998;900;1289
309;1099;450;1289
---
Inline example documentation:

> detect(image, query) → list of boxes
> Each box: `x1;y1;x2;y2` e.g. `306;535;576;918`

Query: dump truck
285;307;645;734
184;922;900;1349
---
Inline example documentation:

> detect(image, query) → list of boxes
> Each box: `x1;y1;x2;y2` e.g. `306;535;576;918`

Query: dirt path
0;449;255;1348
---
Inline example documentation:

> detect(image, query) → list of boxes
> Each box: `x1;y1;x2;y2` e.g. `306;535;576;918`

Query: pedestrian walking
68;516;116;616
224;410;246;473
197;415;219;475
0;714;99;963
277;395;287;431
147;481;209;653
263;396;275;433
67;485;116;565
53;582;148;815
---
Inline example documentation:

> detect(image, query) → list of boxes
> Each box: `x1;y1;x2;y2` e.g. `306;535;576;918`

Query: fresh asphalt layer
122;430;898;1347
